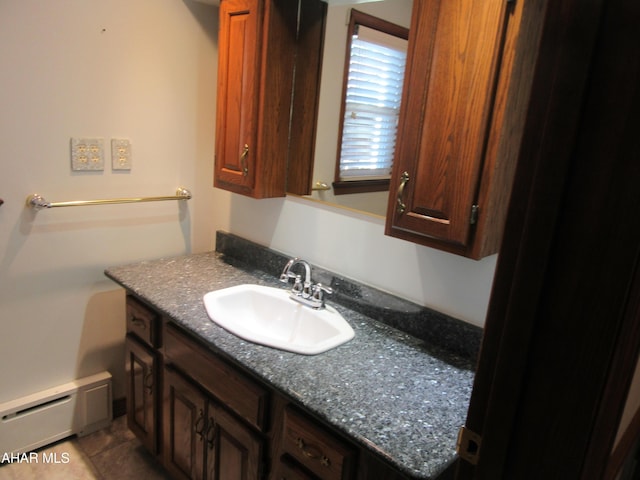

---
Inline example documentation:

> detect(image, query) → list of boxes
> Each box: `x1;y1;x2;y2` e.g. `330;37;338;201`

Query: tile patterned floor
0;416;172;480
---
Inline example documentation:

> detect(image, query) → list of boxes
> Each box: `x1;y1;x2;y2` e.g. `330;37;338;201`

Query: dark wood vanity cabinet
163;367;264;480
124;296;414;480
214;0;325;198
385;0;527;259
125;295;162;455
163;367;207;479
276;406;357;480
163;323;267;480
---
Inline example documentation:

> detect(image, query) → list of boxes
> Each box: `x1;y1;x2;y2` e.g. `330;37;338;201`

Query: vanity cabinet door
205;402;263;480
385;0;515;258
164;367;207;480
125;335;159;455
164;367;264;480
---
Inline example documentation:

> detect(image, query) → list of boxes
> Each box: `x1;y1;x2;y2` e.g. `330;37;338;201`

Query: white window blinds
338;25;408;181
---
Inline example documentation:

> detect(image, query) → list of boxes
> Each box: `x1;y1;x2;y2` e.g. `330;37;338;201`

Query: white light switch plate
71;138;104;171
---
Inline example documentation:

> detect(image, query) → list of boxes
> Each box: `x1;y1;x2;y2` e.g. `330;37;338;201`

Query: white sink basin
203;284;354;355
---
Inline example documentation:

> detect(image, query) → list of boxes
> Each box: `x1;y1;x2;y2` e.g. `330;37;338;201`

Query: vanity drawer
126;295;160;348
163;323;269;431
282;407;356;480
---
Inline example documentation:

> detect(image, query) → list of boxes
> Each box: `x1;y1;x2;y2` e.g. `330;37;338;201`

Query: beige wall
0;0;219;402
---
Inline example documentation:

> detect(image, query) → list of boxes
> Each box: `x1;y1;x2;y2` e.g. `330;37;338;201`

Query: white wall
222;193;496;326
0;0;219;403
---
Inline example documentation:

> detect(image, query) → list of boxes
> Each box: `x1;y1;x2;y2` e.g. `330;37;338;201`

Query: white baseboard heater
0;371;112;454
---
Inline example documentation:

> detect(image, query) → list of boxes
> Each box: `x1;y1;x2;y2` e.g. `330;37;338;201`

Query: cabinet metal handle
206;417;216;450
143;369;154;393
240;144;249;177
130;316;146;329
396;171;410;214
195;409;206;441
296;437;331;467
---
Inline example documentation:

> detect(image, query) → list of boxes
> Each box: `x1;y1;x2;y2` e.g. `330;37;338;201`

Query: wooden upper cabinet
214;0;325;198
215;0;262;196
386;0;525;259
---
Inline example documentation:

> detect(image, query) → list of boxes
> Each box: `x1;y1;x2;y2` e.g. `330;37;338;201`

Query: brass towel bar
26;187;192;210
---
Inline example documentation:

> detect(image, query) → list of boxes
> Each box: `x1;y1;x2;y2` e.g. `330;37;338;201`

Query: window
333;10;409;195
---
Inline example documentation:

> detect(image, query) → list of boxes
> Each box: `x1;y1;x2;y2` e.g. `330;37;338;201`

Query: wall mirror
295;0;413;217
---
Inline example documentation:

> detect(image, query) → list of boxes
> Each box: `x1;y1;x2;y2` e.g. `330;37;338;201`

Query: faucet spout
279;257;332;309
279;258;311;286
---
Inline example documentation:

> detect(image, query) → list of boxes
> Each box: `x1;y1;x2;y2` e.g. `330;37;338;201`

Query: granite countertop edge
105;248;476;479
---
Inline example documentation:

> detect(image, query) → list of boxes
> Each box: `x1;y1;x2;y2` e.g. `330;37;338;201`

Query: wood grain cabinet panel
386;0;527;259
281;407;357;480
125;335;159;455
164;323;269;431
125;295;163;456
164;367;207;480
205;403;263;480
163;366;264;480
126;295;160;347
214;0;325;198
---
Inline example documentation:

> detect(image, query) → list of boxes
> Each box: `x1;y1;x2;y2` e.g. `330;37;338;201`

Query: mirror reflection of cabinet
385;0;525;259
214;0;325;198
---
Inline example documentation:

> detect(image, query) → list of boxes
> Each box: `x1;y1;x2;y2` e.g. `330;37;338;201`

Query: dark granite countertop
105;233;478;479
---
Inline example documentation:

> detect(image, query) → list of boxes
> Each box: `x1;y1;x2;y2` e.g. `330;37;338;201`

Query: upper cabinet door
214;0;324;198
386;0;513;258
215;0;262;195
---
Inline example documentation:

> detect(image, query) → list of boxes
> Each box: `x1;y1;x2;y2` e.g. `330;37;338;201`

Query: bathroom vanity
106;233;479;480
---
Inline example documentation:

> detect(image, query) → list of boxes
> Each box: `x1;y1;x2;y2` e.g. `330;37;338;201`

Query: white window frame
333;10;409;194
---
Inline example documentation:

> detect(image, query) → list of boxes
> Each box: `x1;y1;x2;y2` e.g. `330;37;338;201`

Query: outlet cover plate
71;138;104;171
111;138;132;171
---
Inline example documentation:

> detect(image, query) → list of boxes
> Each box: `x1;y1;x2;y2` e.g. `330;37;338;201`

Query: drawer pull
195;409;206;441
296;437;331;467
130;316;147;329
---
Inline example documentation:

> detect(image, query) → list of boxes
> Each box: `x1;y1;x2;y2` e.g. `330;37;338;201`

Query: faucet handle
313;283;333;294
311;283;333;307
280;271;296;283
291;275;306;296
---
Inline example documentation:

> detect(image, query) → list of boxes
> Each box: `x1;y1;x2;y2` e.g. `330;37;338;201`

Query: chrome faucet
279;258;332;309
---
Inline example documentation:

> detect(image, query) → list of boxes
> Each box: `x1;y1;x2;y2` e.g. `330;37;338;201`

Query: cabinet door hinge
470;204;480;225
456;426;482;465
